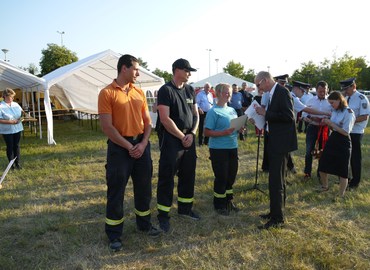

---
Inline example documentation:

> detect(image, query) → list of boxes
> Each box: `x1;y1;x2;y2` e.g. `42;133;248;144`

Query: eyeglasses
256;78;265;88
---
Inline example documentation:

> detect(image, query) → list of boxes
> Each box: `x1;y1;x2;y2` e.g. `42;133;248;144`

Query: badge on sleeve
362;102;368;109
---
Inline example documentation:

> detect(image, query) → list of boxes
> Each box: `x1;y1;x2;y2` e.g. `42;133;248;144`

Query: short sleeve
359;96;370;116
204;109;217;130
98;89;112;114
157;85;171;107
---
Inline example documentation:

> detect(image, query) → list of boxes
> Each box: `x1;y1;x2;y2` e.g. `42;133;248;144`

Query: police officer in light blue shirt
229;84;245;141
0;88;24;170
341;78;370;188
196;82;214;146
318;91;355;198
291;81;332;118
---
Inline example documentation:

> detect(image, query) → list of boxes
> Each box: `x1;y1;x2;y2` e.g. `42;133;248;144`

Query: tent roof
191;72;255;88
43;49;165;91
0;59;46;91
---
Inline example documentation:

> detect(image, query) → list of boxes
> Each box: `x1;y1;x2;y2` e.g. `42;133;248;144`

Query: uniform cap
292;80;311;91
339;77;356;90
274;74;289;83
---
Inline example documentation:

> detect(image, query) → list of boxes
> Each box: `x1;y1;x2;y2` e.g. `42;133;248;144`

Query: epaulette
359;94;365;100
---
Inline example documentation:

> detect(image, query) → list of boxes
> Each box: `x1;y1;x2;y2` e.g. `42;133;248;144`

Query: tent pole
36;87;42;139
31;89;36;118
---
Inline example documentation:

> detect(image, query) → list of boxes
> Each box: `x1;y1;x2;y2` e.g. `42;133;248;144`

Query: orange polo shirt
98;80;151;136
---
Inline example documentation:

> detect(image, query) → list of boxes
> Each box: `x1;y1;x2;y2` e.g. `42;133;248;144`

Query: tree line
22;44;370;90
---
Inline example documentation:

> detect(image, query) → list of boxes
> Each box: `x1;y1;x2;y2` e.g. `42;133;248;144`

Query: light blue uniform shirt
196;90;214;112
229;92;243;110
347;91;370;134
330;106;355;134
0;101;24;134
292;93;306;114
205;105;238;149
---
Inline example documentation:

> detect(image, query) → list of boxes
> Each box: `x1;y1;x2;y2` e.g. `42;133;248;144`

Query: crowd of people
97;54;369;252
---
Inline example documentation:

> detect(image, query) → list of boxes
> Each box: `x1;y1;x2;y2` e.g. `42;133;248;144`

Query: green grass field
0;120;369;270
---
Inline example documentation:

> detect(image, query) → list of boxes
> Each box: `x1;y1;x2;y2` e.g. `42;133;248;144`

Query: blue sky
1;0;368;82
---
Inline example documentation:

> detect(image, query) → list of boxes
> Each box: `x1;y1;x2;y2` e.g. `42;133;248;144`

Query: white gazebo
0;60;55;144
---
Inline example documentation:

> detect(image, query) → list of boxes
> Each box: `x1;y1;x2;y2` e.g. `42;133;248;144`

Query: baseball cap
172;58;197;72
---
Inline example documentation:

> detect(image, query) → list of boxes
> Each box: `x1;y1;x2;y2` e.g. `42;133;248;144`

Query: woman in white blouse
0;88;24;170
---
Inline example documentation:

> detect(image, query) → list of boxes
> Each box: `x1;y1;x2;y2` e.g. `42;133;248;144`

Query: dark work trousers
3;131;21;166
262;130;269;171
105;139;153;241
304;124;320;177
235;108;245;140
349;133;363;187
157;130;197;223
210;148;238;210
268;151;287;223
198;112;209;146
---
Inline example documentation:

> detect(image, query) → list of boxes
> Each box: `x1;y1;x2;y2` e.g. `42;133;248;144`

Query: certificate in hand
245;100;265;130
230;114;247;130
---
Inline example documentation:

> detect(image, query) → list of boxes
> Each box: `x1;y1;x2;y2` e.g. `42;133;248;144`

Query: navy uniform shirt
347;91;370;134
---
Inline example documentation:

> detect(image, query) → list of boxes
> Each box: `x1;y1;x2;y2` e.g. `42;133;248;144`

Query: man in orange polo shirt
98;54;160;252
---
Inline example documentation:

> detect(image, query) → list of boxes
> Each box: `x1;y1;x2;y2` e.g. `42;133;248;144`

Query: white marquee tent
43;49;165;116
191;72;255;89
0;60;54;144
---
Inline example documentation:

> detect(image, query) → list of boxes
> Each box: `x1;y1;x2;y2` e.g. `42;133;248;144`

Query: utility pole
206;49;212;77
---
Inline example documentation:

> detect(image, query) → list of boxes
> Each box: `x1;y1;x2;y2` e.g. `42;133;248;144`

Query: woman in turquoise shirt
0;88;24;170
204;83;244;215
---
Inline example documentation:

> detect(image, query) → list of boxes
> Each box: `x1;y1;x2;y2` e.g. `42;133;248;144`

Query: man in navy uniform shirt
341;78;370;189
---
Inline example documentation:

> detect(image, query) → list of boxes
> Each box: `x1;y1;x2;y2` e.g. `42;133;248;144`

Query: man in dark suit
254;71;298;229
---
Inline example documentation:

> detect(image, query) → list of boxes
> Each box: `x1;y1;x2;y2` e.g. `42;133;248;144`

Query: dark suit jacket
266;84;298;154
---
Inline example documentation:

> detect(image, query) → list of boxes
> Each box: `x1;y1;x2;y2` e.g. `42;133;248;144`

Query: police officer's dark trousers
349;133;363;187
157;131;196;222
105;138;153;241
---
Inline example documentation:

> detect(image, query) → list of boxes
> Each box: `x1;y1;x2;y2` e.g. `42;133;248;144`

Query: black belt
123;134;143;141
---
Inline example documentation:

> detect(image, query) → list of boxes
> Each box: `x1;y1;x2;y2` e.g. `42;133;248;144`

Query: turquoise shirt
0;101;24;134
205;105;238;149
